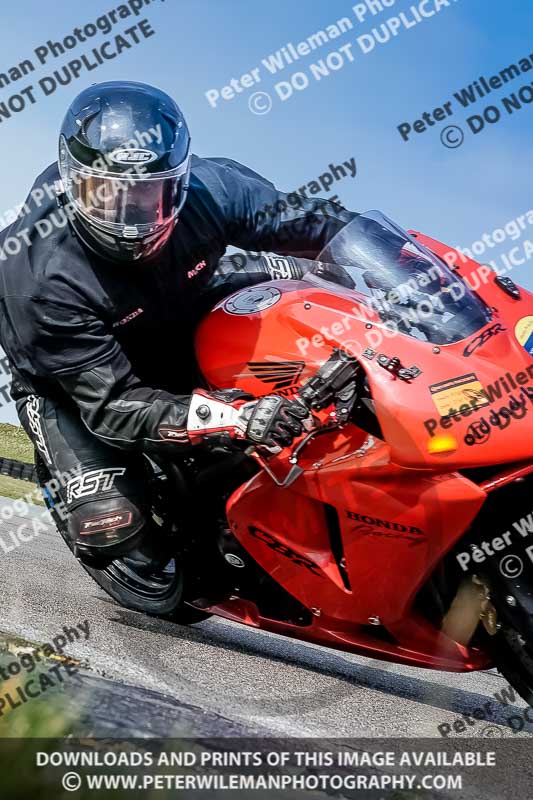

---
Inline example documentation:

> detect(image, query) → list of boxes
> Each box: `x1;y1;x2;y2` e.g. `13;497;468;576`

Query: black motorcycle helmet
58;81;191;262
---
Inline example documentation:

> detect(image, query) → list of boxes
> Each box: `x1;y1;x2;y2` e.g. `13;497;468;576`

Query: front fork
443;535;533;647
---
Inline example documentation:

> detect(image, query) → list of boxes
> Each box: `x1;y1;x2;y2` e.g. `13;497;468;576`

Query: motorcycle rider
0;81;357;571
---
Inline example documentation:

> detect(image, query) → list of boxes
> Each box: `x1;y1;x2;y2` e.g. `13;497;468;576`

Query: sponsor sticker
263;255;294;279
515;316;533;356
429;373;489;417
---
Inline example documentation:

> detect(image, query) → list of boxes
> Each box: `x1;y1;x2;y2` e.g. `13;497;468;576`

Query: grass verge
0;423;34;463
0;423;40;503
0;474;43;505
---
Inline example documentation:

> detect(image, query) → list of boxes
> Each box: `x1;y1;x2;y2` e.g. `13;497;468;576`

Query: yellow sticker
515;316;533;355
429;373;489;417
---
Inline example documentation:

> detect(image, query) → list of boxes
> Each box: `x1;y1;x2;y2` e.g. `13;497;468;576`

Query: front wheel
473;570;533;705
490;624;533;705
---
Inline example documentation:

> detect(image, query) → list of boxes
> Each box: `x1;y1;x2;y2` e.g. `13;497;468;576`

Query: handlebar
248;349;361;487
297;348;360;423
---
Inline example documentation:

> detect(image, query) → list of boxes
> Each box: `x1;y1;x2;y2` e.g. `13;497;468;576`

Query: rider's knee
68;495;148;564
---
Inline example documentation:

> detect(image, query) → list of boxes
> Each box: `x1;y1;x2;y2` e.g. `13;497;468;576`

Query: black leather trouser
17;393;152;562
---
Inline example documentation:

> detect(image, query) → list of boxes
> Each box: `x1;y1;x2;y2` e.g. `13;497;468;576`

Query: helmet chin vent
123;226;140;239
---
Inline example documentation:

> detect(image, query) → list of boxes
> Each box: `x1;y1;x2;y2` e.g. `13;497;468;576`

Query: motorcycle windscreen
318;211;492;345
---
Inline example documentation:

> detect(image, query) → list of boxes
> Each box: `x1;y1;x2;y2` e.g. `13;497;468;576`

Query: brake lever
247;447;304;488
247;422;339;488
247;349;360;488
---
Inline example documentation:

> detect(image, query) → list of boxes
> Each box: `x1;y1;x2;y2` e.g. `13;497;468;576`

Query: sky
0;0;531;422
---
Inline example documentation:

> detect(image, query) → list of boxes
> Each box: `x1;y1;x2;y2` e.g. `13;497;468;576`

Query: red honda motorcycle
44;211;533;705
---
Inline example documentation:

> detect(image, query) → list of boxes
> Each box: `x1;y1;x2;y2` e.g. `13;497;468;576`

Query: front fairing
277;281;533;469
304;215;533;468
369;231;533;468
196;226;533;470
291;246;533;468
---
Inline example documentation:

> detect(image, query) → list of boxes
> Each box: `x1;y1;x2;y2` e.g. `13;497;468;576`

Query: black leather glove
187;390;311;451
245;395;311;449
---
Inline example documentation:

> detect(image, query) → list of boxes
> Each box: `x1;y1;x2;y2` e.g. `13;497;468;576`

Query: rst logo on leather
66;467;126;504
463;323;506;357
26;395;52;466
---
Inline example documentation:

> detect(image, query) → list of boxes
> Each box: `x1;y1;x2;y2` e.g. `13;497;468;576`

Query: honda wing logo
248;361;305;390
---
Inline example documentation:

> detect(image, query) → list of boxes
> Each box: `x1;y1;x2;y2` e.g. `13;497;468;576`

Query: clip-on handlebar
248;349;360;487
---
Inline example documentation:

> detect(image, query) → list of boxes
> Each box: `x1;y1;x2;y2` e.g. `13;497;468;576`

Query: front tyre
490;625;533;705
475;570;533;705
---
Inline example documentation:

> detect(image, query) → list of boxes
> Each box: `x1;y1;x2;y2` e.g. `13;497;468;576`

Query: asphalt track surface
1;497;532;741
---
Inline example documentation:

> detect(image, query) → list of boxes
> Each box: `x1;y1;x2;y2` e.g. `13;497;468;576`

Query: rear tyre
35;452;212;624
83;556;185;618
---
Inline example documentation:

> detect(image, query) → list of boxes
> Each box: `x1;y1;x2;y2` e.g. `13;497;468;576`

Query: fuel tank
195;280;321;400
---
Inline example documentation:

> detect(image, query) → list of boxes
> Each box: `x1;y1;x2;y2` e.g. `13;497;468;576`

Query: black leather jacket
0;155;356;454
